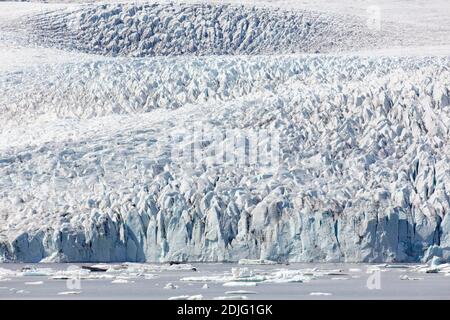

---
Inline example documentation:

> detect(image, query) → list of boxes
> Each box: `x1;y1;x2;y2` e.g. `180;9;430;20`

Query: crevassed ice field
0;0;450;299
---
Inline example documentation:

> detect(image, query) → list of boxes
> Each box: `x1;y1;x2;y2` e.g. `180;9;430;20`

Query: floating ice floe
111;279;134;284
366;267;382;274
168;294;203;300
90;263;196;274
57;291;82;295
223;282;258;287
385;265;412;269
400;275;423;281
168;295;189;300
225;290;257;295
182;267;312;284
213;295;249;300
24;281;44;285
307;268;347;276
15;290;30;294
187;294;203;300
164;283;179;290
0;268;15;276
238;259;277;265
413;263;450;274
82;265;109;272
20;266;54;277
310;292;333;296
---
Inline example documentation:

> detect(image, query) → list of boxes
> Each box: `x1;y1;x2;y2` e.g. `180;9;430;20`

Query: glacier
0;0;449;264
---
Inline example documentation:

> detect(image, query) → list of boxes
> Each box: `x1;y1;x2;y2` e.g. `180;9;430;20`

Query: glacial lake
0;263;449;300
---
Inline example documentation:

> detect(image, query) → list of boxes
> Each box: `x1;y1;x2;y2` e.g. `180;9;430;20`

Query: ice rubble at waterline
2;263;448;290
0;2;449;264
0;263;196;282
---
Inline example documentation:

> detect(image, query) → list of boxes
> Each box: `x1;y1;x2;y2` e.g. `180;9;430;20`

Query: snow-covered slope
0;1;449;263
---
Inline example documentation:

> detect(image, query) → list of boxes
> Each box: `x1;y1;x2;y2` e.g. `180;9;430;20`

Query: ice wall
1;55;449;263
0;2;449;263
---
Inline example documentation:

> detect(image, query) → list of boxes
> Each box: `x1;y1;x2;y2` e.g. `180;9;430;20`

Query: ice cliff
0;2;449;263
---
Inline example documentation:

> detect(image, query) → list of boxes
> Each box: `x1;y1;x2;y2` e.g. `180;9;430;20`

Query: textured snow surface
20;2;388;56
0;1;450;263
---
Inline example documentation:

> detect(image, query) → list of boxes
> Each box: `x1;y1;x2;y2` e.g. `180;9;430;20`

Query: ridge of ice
20;2;388;57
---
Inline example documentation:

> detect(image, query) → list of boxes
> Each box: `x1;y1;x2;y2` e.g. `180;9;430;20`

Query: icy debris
202;284;209;289
168;295;189;300
366;267;382;274
0;268;15;276
223;282;258;287
24;281;44;285
310;292;332;296
430;256;444;267
262;270;306;283
20;267;53;277
187;294;203;300
238;259;277;265
102;263;196;273
428;267;442;274
385;265;411;269
213;295;249;300
349;268;362;272
119;263;193;272
82;265;108;272
164;283;179;290
89;264;115;271
420;268;439;274
84;274;116;280
414;263;450;274
181;275;225;282
15;290;29;294
225;290;257;295
168;294;203;300
318;269;347;276
400;275;423;281
111;279;134;284
231;267;253;279
183;267;311;284
57;291;82;295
